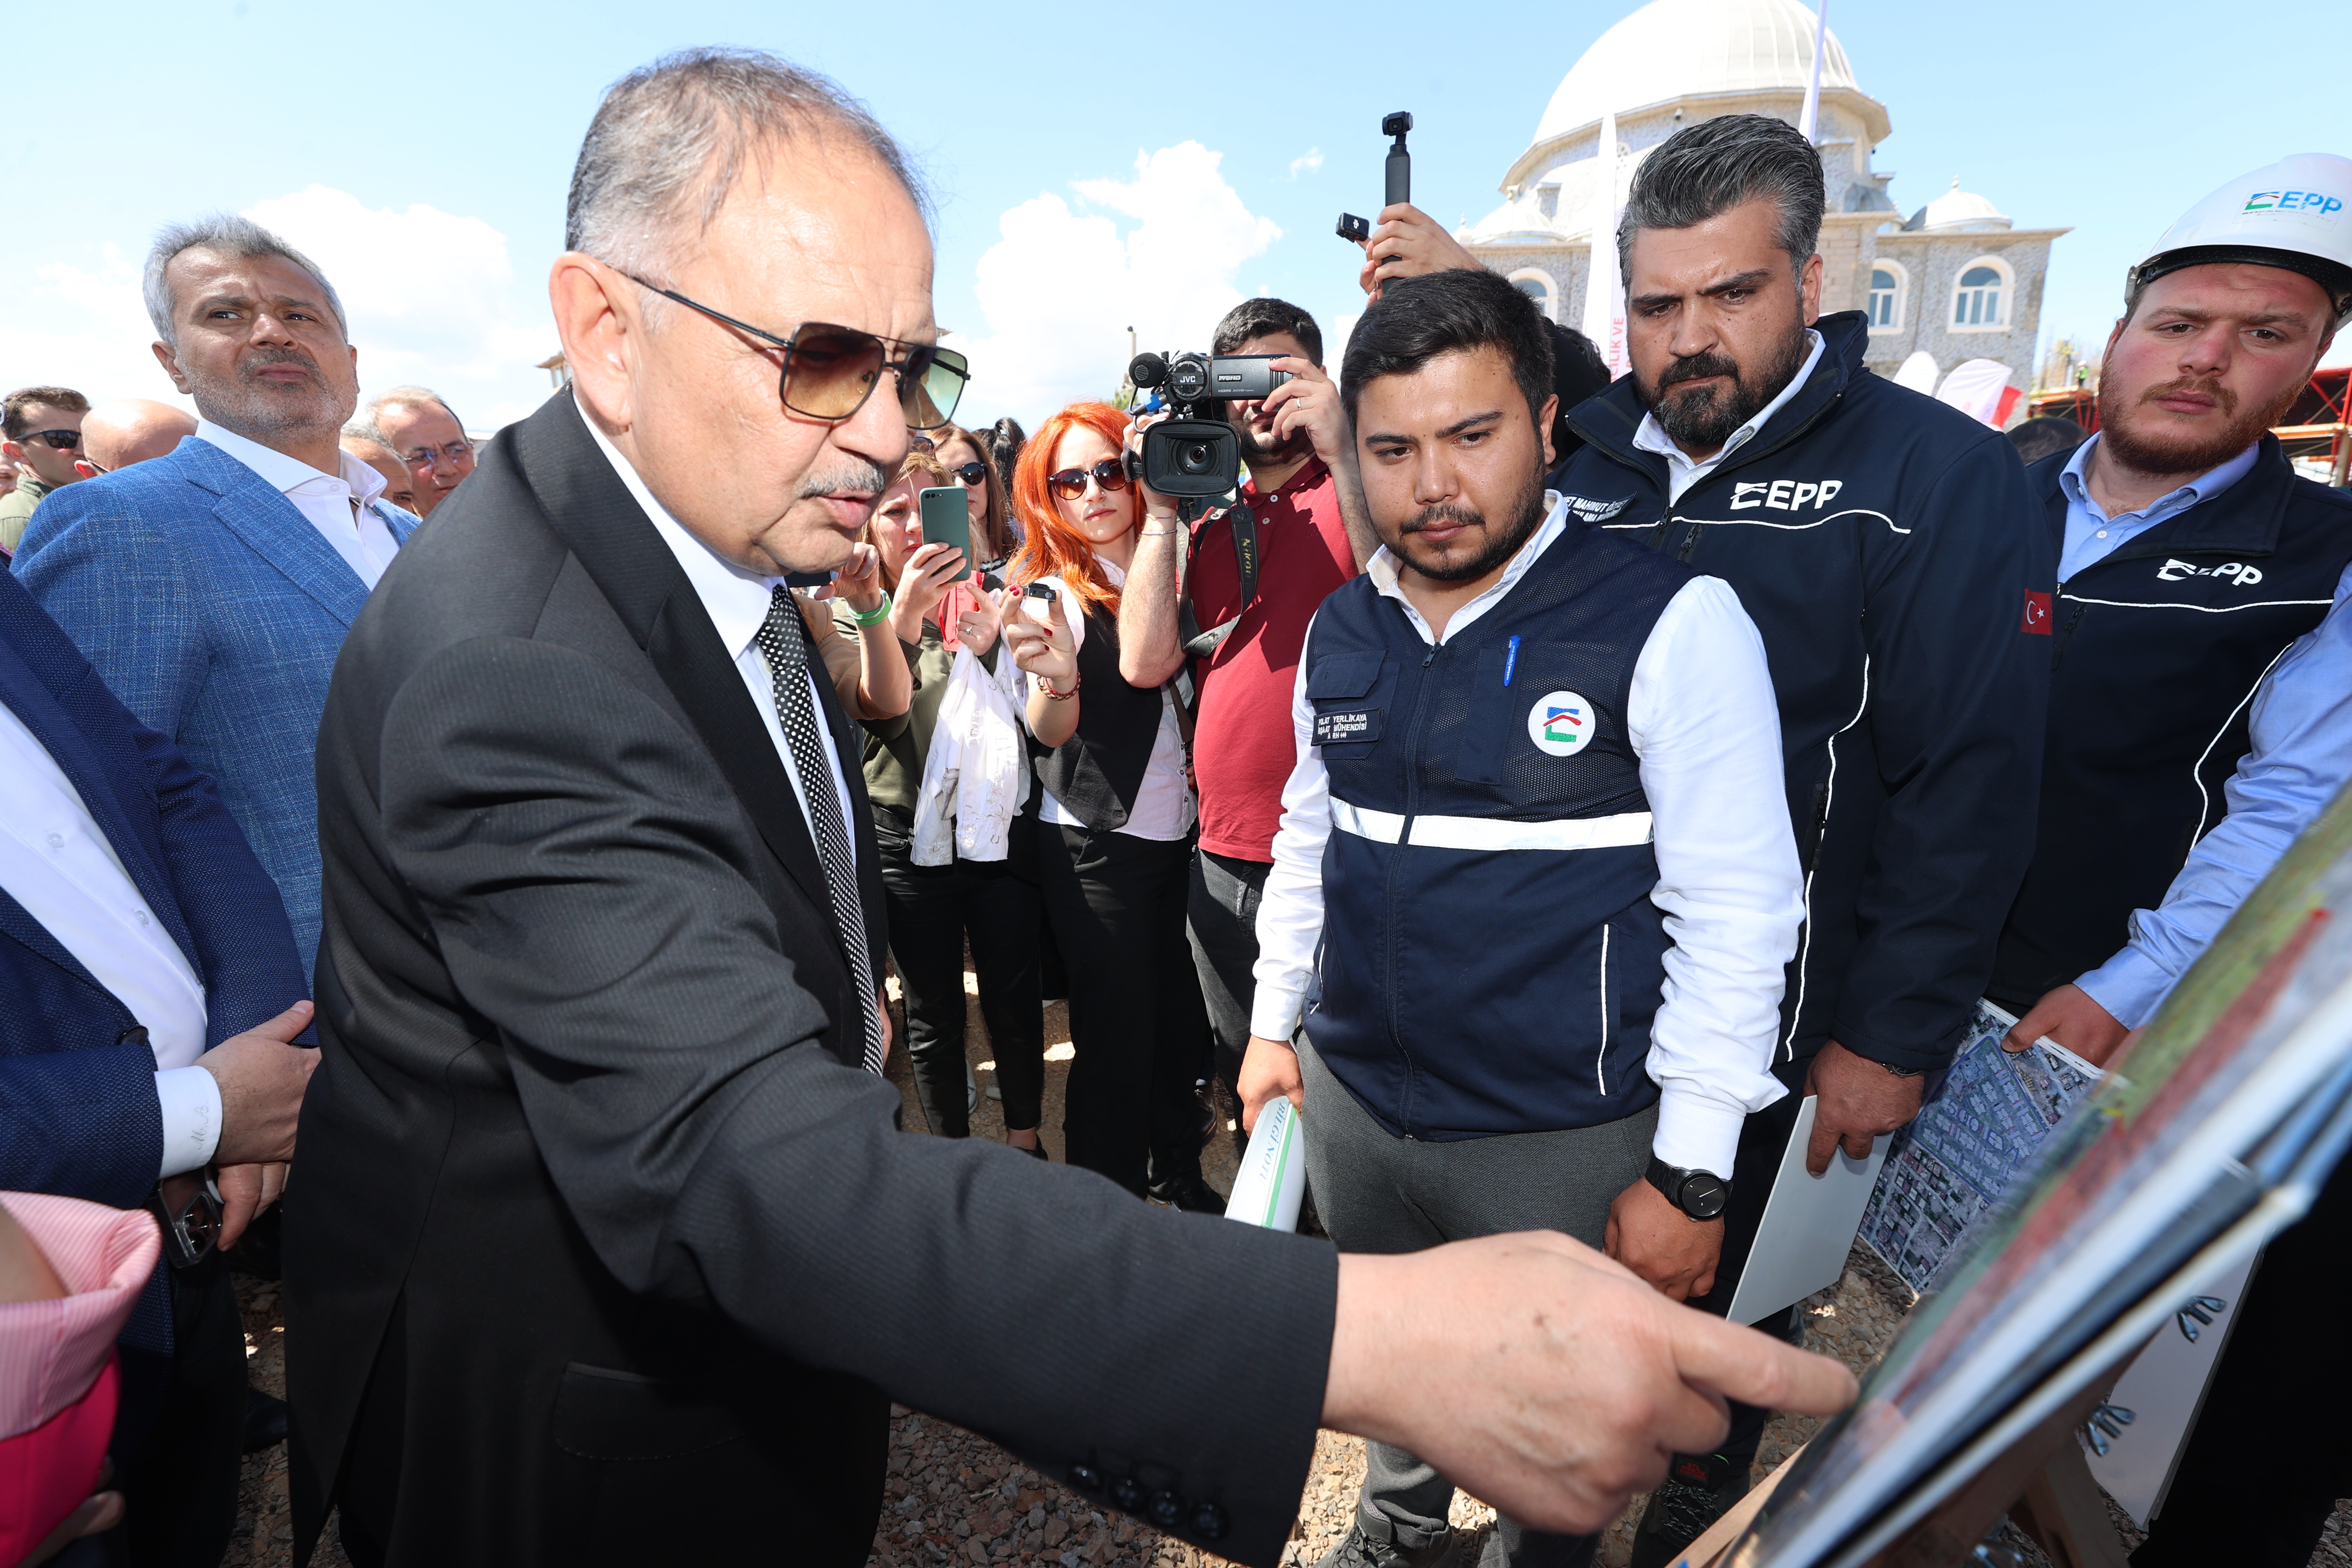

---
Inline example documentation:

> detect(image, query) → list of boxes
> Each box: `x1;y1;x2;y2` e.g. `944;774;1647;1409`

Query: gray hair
365;386;463;431
566;47;928;290
1616;114;1825;287
144;213;347;347
340;422;396;448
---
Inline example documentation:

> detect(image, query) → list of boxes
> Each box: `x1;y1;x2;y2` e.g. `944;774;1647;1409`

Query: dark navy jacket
1555;310;2052;1075
1301;519;1691;1139
1990;436;2352;1009
0;567;304;1412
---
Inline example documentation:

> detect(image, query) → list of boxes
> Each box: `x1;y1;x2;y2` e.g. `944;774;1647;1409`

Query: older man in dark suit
283;48;1851;1568
0;565;316;1565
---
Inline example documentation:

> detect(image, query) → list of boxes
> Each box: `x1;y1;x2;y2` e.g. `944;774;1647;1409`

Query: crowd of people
2;42;2349;1568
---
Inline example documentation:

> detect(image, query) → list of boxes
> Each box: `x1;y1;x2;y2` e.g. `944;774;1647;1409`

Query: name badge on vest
1314;708;1384;746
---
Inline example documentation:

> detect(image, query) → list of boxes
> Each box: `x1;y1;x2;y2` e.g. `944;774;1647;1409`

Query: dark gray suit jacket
282;394;1336;1567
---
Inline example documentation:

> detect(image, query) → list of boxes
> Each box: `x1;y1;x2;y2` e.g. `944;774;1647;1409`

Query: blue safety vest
1301;520;1693;1139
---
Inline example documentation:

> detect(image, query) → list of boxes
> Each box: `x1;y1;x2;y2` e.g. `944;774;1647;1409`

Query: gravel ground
217;968;2351;1567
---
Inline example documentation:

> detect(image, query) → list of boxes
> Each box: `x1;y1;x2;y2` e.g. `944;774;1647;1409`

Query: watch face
1682;1173;1729;1220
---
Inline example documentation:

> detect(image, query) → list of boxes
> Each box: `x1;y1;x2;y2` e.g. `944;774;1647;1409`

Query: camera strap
1178;501;1260;662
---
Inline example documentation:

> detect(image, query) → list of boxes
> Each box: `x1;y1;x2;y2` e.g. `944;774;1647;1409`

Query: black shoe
1314;1520;1456;1568
1629;1451;1749;1568
243;1389;289;1454
1148;1173;1226;1214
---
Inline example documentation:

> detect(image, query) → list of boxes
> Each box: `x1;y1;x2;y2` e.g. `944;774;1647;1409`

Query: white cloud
1289;148;1325;179
0;187;556;435
944;143;1282;426
0;243;194;414
245;186;555;430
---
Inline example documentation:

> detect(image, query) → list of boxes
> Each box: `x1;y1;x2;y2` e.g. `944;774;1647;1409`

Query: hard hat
2128;153;2352;326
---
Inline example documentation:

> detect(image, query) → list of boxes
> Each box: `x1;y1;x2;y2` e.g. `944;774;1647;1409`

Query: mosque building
1461;0;2066;412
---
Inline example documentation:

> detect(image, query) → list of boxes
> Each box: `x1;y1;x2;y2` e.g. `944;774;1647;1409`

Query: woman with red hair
1002;402;1214;1206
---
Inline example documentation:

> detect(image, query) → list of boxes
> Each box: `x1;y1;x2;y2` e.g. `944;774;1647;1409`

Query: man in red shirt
1119;298;1375;1171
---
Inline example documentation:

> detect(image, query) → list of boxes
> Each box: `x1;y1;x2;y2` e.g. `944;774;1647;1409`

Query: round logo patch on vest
1528;691;1595;758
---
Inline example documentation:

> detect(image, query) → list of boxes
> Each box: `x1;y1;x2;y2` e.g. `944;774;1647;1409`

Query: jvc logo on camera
1728;478;1846;512
2157;558;2264;585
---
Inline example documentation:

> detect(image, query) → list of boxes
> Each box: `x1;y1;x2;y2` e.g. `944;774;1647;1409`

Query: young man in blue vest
1236;268;1805;1568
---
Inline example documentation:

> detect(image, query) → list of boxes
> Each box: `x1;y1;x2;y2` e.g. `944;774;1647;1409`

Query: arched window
1867;261;1906;330
1508;269;1556;322
1951;258;2012;330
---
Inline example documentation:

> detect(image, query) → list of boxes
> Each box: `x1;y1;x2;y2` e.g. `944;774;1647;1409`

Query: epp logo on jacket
2157;558;2264;585
1527;691;1595;757
1729;479;1846;512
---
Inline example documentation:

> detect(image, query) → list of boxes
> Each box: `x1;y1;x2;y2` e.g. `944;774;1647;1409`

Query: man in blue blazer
0;562;317;1565
17;214;418;976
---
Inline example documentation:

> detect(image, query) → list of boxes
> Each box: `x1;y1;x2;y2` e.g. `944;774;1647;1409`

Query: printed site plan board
1719;782;2352;1568
1860;1003;2101;1294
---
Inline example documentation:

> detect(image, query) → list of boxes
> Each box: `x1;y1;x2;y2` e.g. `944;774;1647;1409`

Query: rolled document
1224;1097;1306;1231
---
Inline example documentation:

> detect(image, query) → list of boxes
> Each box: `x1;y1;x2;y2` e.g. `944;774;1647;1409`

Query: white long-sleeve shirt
0;700;218;1178
1249;499;1803;1177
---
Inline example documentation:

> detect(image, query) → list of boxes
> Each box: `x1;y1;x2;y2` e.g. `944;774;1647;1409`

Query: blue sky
10;0;2346;433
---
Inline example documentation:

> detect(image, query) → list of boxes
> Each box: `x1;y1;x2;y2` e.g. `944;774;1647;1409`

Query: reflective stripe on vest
1329;799;1655;852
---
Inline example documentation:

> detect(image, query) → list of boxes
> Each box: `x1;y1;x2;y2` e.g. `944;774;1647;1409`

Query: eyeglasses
911;436;936;452
622;271;969;431
20;429;79;451
403;440;474;469
1047;459;1130;501
951;461;991;487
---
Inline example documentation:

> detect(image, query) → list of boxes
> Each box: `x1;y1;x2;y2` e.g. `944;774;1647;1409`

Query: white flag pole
1798;0;1829;142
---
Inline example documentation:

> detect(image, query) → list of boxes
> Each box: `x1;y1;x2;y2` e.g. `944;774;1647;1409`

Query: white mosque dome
1905;178;2012;233
1529;0;1859;147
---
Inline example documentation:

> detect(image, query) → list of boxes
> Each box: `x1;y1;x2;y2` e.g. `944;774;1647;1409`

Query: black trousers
2131;1150;2352;1567
1037;824;1211;1197
877;817;1045;1137
1186;848;1270;1107
110;1251;246;1568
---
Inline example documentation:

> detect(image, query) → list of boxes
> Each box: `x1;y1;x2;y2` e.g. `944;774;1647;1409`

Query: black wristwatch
1646;1157;1731;1221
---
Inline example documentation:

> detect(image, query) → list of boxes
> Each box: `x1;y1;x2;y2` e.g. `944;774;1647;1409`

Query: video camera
1125;351;1293;505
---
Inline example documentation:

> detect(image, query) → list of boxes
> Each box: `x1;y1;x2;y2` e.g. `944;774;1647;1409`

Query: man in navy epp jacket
1548;115;2053;1563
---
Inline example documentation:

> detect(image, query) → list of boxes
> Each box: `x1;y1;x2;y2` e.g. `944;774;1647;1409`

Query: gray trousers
1299;1039;1656;1568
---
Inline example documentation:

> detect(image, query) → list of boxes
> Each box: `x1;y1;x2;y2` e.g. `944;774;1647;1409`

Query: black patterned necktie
754;587;885;1074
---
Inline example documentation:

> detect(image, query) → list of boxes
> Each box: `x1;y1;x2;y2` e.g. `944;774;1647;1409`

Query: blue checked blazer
0;565;305;1370
15;437;417;978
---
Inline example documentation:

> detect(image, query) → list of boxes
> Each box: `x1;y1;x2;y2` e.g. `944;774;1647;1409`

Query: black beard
1636;327;1809;451
1395;461;1551;584
1230;407;1310;467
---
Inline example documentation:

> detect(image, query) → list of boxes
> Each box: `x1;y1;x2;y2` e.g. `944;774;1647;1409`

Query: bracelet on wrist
847;591;893;626
1037;674;1081;701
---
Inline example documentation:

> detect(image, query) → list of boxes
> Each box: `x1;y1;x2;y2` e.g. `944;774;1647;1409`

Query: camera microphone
1129;353;1168;389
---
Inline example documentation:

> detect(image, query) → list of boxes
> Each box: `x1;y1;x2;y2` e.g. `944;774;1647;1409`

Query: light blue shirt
2055;435;2263;582
2078;560;2352;1026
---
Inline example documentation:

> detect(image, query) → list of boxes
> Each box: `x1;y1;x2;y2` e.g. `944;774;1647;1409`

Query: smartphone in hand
919;486;970;562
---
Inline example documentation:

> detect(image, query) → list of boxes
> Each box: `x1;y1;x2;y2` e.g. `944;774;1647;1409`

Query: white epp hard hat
2128;153;2352;326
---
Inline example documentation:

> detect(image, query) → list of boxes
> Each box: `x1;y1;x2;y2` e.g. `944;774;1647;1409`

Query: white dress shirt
580;408;856;856
1632;330;1826;505
191;421;402;588
1030;563;1196;842
0;702;218;1179
1249;496;1804;1177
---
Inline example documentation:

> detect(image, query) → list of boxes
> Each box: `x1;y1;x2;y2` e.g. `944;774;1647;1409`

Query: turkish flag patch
2021;591;2053;634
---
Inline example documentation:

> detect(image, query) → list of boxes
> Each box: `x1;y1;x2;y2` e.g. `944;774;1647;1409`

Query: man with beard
1118;297;1372;1199
1990;152;2352;1058
1543;114;2052;1565
1237;267;1805;1568
17;215;417;975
